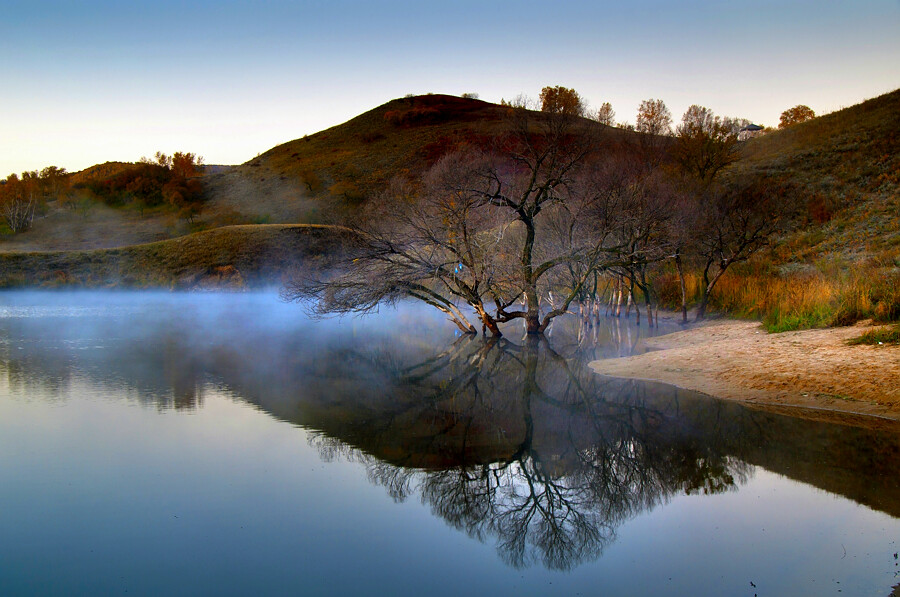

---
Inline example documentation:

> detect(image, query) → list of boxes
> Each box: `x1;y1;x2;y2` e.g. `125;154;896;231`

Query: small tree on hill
596;102;615;126
636;99;672;137
674;105;741;184
38;166;69;200
162;152;205;223
0;173;36;232
539;86;585;117
778;105;815;128
635;99;672;165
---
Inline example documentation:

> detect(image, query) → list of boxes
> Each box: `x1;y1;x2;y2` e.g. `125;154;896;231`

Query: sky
1;0;898;175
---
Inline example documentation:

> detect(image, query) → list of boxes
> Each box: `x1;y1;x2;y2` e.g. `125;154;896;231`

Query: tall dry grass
654;264;900;332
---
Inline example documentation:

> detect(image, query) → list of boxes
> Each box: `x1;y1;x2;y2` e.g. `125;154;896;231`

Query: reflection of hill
1;294;899;566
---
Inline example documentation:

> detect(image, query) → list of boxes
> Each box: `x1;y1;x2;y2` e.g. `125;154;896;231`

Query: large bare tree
285;107;631;335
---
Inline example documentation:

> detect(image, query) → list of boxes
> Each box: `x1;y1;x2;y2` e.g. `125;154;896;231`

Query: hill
682;88;900;330
201;94;631;224
0;225;345;289
3;95;629;252
1;89;897;324
736;88;900;263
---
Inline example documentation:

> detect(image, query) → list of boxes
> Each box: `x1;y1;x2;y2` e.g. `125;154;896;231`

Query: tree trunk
625;284;633;318
607;280;616;316
696;294;709;320
473;305;502;337
483;318;502;337
675;251;688;324
696;266;726;321
524;286;541;333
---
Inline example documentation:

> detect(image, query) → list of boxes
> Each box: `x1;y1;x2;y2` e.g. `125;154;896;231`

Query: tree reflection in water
306;335;750;570
2;296;898;571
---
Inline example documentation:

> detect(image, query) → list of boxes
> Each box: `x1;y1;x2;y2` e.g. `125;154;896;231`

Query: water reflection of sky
0;292;898;596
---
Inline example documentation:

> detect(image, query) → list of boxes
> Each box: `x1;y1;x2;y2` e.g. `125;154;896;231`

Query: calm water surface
0;292;898;596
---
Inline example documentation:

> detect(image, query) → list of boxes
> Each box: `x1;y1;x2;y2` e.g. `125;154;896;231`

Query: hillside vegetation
657;89;900;330
0;225;344;289
739;88;899;262
3;95;629;251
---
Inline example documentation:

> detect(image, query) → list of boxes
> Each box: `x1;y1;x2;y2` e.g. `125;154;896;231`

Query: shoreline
588;318;900;428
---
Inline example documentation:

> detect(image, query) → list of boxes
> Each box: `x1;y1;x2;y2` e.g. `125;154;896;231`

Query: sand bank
589;319;900;424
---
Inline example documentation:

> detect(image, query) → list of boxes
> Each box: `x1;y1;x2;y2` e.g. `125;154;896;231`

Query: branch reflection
1;296;898;571
305;335;750;570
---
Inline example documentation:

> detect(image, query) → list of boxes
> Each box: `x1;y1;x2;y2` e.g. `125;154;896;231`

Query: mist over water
0;291;898;596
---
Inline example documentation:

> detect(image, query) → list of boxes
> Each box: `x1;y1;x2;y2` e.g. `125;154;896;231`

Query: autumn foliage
596;102;615;126
0;167;70;232
674;105;742;183
779;104;816;128
74;151;205;221
539;86;585;116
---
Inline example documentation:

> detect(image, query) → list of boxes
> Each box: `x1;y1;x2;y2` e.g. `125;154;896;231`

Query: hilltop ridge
0;89;897;296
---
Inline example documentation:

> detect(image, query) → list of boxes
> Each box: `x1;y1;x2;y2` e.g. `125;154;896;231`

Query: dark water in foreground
0;292;898;596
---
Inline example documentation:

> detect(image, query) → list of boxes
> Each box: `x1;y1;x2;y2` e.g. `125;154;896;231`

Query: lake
0;291;898;596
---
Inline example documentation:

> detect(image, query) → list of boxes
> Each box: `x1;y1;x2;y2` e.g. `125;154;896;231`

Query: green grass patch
847;326;900;346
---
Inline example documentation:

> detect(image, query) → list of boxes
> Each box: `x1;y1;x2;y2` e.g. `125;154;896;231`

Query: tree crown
778;104;815;129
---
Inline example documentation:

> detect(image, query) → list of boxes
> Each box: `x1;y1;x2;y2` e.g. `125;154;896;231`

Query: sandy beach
589;319;900;424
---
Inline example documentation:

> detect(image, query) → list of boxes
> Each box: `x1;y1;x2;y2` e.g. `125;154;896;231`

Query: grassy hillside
2;89;897;326
203;94;631;223
737;88;900;263
0;224;344;289
660;89;900;330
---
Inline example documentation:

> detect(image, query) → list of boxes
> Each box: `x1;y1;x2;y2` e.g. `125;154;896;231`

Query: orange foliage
539;85;584;116
779;105;815;128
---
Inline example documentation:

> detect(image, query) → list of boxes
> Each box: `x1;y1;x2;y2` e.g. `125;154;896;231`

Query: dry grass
655;264;900;332
734;88;900;263
0;224;344;289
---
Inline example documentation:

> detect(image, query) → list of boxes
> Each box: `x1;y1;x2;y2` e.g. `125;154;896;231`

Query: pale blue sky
1;0;898;174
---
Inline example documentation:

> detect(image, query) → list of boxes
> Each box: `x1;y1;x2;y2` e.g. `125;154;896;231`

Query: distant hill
69;161;135;185
0;225;344;289
7;95;627;252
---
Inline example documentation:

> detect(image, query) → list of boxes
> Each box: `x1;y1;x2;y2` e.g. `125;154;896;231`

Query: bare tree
285;108;633;335
284;163;501;334
670;105;745;321
693;178;788;319
596;102;615;126
606;167;678;326
674;105;742;184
